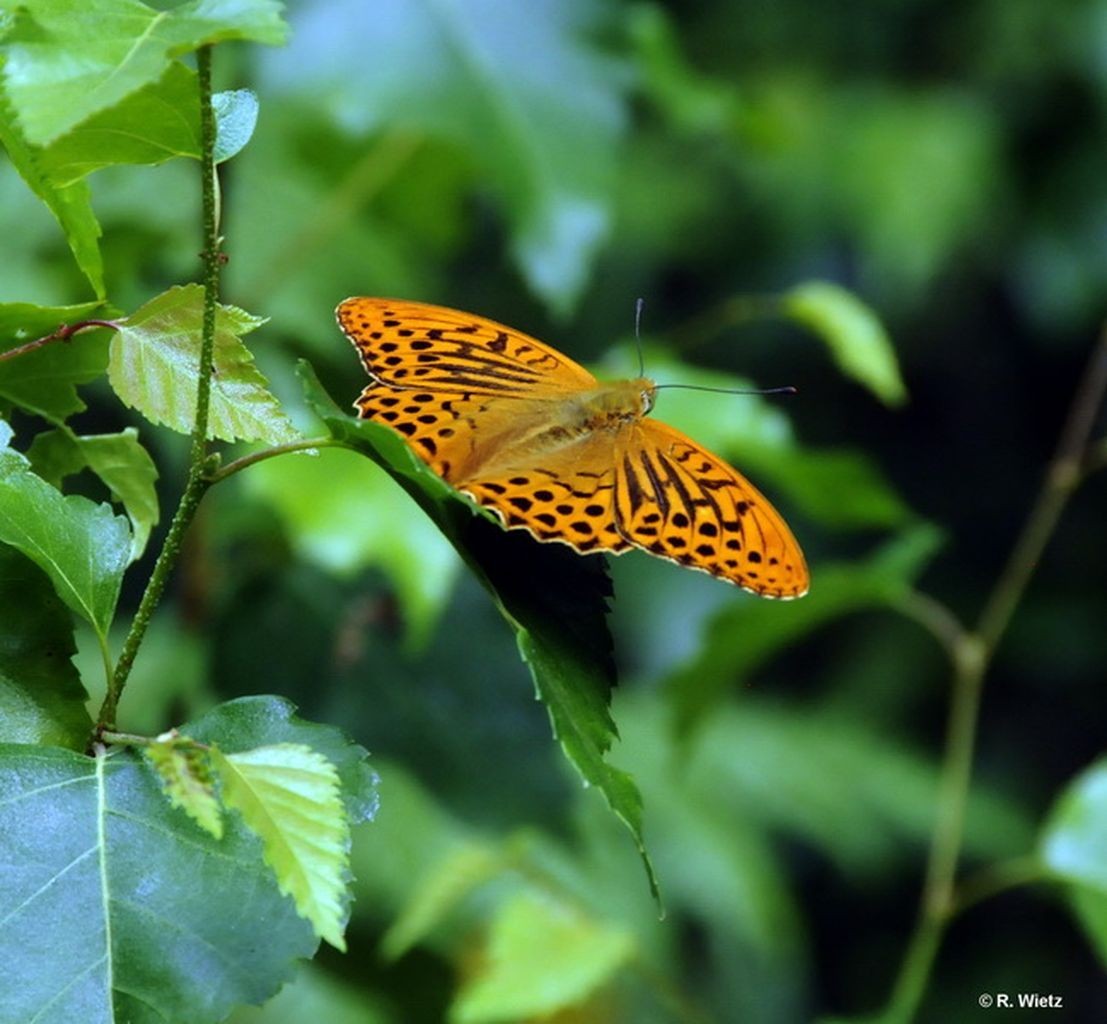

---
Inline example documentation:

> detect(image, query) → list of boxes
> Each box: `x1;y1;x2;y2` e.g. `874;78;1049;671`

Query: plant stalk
96;46;222;730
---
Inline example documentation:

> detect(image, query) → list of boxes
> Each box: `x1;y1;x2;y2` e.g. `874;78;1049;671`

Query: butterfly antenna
634;297;646;378
653;383;798;397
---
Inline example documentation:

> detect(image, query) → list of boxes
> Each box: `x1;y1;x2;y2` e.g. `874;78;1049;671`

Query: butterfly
337;298;808;599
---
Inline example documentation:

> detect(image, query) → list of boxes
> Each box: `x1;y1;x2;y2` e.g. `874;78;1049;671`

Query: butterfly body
338;297;808;599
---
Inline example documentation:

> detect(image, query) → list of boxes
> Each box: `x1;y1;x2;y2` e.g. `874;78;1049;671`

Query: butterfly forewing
614;420;809;598
338;298;596;398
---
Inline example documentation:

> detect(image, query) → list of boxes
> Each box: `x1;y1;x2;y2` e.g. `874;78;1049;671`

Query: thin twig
0;319;119;362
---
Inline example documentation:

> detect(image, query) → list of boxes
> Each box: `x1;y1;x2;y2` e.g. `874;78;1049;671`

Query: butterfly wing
337;297;597;397
613;420;808;599
458;433;633;555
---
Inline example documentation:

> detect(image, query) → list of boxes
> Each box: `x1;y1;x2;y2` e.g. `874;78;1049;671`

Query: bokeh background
7;0;1107;1020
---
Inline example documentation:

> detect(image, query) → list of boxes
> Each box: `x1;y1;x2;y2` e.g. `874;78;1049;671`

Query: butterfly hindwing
338;298;596;398
459;435;633;556
614;420;809;599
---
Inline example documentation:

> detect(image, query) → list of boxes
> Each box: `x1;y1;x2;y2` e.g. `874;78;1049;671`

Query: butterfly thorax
570;377;656;428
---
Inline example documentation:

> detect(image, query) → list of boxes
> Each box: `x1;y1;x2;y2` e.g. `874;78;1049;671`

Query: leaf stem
204;437;346;484
95;46;222;731
883;322;1107;1021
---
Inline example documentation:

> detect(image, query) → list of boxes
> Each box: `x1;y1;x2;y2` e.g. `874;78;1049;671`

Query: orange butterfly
337;298;808;599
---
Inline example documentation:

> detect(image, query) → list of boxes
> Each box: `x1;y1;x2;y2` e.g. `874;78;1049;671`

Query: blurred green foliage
2;0;1107;1022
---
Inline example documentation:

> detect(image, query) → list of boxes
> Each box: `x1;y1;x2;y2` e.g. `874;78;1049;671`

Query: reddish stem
0;319;120;363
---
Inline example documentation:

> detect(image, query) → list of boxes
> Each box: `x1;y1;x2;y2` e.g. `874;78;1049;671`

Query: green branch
96;46;222;731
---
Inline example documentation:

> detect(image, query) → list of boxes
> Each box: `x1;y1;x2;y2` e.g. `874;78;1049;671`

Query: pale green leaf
3;0;286;146
0;419;130;639
783;280;906;406
146;734;223;838
453;892;635;1023
109;284;299;444
38;60;201;185
213;742;352;951
1042;759;1107;891
28;427;159;559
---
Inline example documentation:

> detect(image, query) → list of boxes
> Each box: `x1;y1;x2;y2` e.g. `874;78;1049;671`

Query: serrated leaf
28;427;159;559
0;419;130;639
3;0;286;146
270;0;626;313
183;695;379;826
453;892;635;1023
0;544;90;748
0;94;104;295
213;88;258;163
146;734;223;838
109;284;299;444
213;742;351;951
0;744;317;1024
299;362;658;901
782;280;906;406
38;60;201;185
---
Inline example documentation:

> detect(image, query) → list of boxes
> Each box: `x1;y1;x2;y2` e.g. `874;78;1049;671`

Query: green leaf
38;60;201;185
0;317;110;422
667;526;944;735
0;744;317;1024
28;427;159;559
0;300;104;343
212;743;351;951
145;733;223;838
3;0;286;146
273;0;626;313
1042;759;1107;889
0;544;91;748
184;696;379;827
1041;759;1107;965
782;281;906;406
299;363;658;900
0;419;130;639
453;891;635;1022
109;284;299;444
213;88;259;163
0;93;104;295
226;963;395;1024
242;446;459;647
